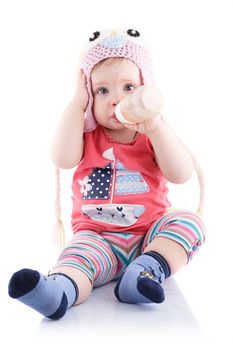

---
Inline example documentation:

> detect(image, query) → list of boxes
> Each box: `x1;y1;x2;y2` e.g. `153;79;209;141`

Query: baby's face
91;59;142;130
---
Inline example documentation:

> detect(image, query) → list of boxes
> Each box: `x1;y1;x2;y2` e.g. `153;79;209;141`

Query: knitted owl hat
80;28;154;132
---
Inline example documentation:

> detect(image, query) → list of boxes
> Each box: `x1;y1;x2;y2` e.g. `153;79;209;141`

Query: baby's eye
97;87;109;95
124;84;137;92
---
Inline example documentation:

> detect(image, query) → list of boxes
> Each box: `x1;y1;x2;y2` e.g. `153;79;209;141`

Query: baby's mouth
111;113;120;122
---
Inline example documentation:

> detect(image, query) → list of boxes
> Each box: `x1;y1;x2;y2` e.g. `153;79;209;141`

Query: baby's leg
142;210;205;271
50;266;92;305
8;230;118;319
115;210;205;304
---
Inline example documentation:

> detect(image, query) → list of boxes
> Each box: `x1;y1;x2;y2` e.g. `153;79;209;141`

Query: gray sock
8;268;79;320
114;254;166;303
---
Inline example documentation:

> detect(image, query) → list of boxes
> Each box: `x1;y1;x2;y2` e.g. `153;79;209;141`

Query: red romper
71;125;171;234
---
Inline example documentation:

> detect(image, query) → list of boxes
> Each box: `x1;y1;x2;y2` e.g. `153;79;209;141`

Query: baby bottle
115;85;163;124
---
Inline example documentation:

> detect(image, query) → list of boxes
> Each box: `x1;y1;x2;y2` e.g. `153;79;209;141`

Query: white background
0;0;233;349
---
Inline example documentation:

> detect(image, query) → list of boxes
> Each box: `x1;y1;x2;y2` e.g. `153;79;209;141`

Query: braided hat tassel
54;167;65;250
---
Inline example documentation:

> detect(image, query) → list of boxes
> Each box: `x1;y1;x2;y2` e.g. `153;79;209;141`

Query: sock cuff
143;251;171;279
49;272;79;305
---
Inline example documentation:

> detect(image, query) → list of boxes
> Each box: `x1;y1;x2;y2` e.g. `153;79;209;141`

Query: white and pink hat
80;28;155;132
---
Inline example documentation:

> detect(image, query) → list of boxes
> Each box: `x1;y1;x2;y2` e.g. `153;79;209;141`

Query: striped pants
54;210;205;287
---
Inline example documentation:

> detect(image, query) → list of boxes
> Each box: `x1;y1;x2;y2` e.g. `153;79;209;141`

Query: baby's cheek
93;102;106;122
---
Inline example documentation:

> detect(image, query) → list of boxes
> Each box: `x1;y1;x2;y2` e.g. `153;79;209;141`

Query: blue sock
114;252;170;304
8;268;79;320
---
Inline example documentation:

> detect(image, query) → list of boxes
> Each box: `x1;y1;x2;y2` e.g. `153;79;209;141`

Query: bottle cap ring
115;104;134;124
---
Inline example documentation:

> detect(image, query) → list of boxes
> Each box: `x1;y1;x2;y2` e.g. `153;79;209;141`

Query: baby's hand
74;69;89;111
124;113;163;136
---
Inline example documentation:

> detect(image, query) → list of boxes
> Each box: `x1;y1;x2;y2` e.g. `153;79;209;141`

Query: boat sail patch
78;147;149;226
82;163;113;200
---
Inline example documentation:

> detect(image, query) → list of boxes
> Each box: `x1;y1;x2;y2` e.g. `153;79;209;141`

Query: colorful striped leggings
54;210;205;287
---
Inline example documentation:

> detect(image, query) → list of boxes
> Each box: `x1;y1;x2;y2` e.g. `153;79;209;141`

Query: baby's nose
111;91;124;106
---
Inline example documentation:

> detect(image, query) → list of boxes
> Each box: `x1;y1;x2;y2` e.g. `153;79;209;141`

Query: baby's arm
51;70;88;169
147;121;193;184
125;114;193;184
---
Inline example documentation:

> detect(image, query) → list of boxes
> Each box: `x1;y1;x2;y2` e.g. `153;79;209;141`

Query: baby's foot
114;252;170;304
8;268;78;320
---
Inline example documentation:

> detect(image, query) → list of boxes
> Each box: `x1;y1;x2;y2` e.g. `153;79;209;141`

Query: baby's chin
98;116;126;130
